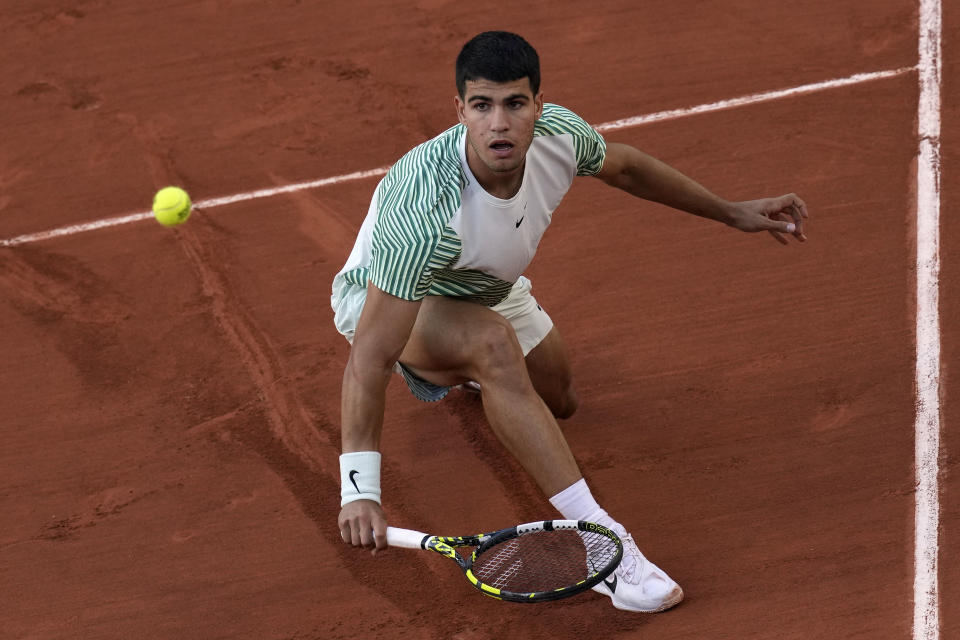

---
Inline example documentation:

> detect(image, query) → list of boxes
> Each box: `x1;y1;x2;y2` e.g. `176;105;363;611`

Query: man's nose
490;106;509;131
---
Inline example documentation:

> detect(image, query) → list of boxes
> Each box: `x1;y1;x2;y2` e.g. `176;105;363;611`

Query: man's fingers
740;194;808;242
788;203;803;229
787;203;808;241
768;205;806;242
338;501;388;552
338;516;370;547
360;524;376;547
783;195;810;238
371;525;388;555
787;203;800;223
778;193;808;217
373;526;388;549
767;210;795;234
339;520;387;554
767;229;789;245
342;523;376;547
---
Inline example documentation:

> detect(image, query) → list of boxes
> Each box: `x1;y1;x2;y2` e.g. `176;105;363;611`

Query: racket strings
581;530;618;573
472;529;619;594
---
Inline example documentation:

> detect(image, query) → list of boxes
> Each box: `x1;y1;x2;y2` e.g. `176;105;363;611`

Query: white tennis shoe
592;532;684;612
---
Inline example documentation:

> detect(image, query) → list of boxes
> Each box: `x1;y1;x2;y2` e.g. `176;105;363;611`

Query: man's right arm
338;283;422;553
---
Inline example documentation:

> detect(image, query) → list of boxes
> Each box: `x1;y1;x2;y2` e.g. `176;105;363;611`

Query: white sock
548;478;623;535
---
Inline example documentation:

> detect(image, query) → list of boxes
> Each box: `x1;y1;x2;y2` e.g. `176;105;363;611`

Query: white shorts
331;275;554;400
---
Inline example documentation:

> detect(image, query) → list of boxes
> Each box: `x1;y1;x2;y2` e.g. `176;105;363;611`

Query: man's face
455;77;543;179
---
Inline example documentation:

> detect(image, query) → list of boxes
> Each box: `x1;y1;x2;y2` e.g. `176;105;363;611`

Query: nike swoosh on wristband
604;574;618;593
349;469;361;493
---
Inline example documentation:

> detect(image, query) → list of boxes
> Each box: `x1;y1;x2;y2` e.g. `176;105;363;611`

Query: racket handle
386;526;430;549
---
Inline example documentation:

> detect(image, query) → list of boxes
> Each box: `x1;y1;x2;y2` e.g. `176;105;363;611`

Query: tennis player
332;31;807;612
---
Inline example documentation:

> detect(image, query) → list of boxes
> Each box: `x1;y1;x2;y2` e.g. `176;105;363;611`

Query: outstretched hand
727;193;809;245
339;499;388;555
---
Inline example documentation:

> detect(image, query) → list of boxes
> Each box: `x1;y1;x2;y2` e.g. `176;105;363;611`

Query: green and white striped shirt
334;103;606;308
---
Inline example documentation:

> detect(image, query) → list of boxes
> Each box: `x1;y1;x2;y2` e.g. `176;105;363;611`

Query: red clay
0;2;951;639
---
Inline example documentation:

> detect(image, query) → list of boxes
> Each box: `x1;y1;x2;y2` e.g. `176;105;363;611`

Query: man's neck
465;144;525;199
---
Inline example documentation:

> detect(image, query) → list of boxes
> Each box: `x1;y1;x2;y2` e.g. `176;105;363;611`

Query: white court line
914;0;943;638
0;66;914;248
594;66;914;131
0;167;392;248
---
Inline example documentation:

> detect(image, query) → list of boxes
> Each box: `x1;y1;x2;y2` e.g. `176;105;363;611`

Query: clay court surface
1;1;957;638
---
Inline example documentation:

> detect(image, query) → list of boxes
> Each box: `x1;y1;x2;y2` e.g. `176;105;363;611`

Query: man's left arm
594;142;808;244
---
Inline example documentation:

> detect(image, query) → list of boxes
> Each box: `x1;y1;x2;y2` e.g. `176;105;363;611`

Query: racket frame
386;519;623;603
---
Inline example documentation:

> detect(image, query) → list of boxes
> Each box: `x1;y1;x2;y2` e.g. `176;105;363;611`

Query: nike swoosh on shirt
515;216;524;228
349;469;361;493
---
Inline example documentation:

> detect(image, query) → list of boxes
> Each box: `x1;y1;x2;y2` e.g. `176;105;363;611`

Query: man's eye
509;102;524;109
474;103;489;111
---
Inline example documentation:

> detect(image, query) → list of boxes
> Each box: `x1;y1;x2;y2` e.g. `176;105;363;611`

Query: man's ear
534;91;544;120
454;95;466;124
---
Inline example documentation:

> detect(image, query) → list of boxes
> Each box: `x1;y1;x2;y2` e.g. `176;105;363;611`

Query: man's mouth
489;140;514;157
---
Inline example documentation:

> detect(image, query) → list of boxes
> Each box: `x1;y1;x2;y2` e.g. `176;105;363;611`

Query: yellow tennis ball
152;186;192;227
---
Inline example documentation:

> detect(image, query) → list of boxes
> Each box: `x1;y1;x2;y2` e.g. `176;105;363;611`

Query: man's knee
542;381;578;419
552;388;579;419
472;317;526;376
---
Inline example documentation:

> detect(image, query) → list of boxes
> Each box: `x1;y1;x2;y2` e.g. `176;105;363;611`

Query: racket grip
386;526;430;549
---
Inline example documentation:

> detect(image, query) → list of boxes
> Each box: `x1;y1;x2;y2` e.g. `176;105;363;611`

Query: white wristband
340;451;381;507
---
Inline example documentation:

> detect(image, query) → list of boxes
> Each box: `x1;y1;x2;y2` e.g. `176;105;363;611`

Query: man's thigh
398;295;525;387
399;295;577;417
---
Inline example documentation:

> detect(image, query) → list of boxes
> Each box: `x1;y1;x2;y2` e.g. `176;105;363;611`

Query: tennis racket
386;519;622;603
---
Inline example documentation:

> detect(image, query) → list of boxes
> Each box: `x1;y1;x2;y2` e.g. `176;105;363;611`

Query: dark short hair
455;31;540;97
